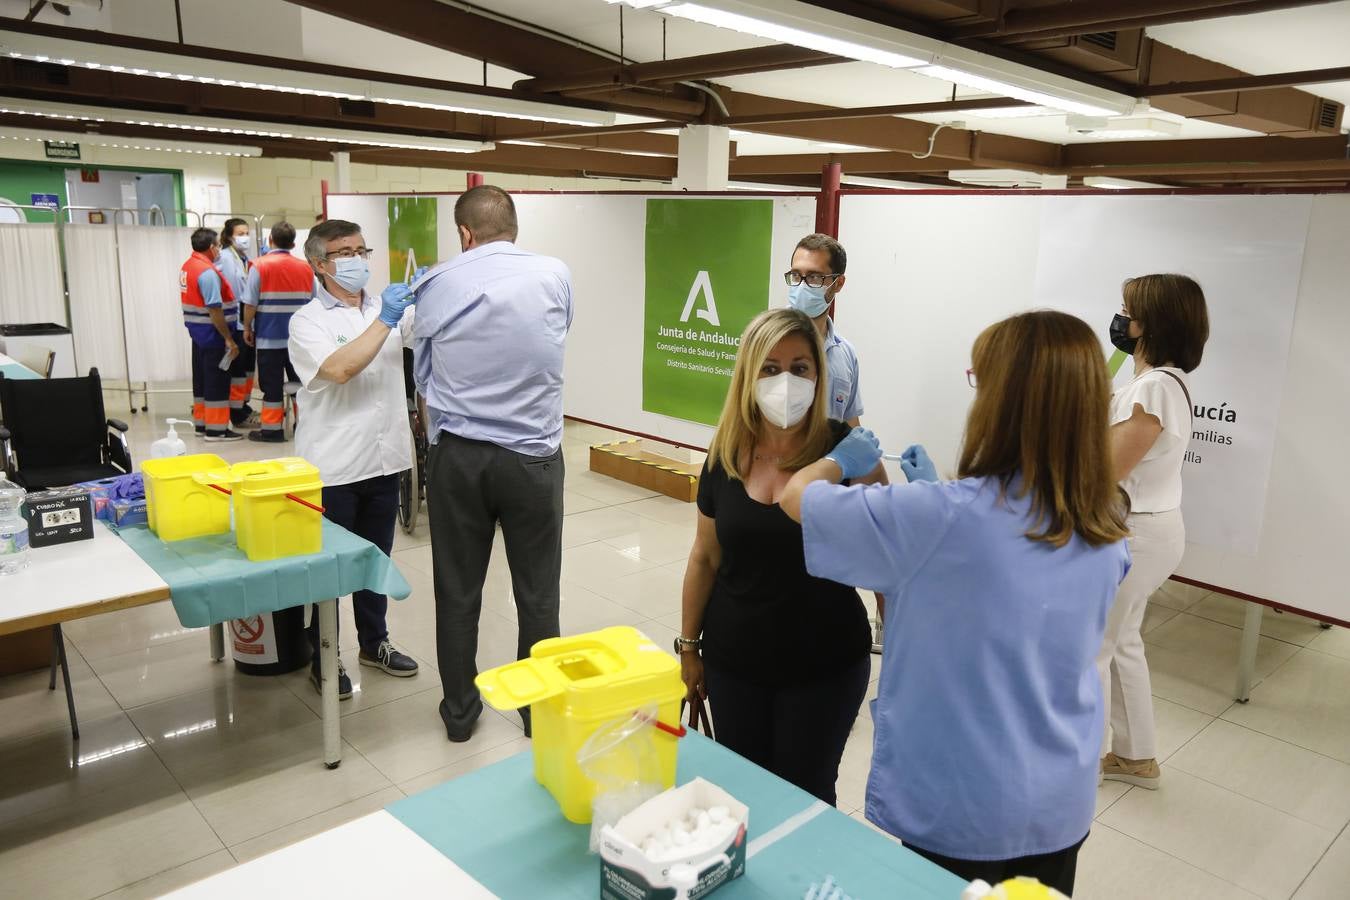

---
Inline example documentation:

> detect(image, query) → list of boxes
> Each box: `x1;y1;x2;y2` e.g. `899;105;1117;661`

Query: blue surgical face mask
788;281;830;318
331;256;370;294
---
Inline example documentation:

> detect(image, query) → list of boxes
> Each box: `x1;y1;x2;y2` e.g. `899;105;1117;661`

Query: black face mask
1109;313;1139;354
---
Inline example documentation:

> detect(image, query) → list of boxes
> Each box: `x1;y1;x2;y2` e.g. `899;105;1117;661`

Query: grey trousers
427;431;564;733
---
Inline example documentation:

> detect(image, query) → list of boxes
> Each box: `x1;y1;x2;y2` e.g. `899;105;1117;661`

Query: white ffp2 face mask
755;372;815;429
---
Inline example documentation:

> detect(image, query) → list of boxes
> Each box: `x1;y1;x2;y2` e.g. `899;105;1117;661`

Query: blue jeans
307;473;399;660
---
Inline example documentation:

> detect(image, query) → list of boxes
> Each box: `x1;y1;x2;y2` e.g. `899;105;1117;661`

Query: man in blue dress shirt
412;185;573;742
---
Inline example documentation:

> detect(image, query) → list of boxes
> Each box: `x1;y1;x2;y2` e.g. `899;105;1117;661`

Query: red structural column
815;162;842;237
466;172;484;189
319;179;329;220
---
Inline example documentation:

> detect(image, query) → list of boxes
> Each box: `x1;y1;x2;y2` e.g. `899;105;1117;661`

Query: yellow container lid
216;457;321;497
141;453;228;480
476;626;680;718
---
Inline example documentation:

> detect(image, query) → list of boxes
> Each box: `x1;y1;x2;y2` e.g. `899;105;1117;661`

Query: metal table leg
49;624;79;741
1234;602;1263;703
319;599;341;769
210;622;225;661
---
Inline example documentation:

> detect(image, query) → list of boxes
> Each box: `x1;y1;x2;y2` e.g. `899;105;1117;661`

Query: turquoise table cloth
0;362;40;380
388;731;967;899
117;519;411;628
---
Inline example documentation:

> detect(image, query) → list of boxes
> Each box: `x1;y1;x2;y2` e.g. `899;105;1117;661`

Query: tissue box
22;488;95;548
599;778;748;900
109;497;148;528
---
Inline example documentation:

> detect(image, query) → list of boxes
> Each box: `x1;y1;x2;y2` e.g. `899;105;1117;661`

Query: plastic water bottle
0;478;29;575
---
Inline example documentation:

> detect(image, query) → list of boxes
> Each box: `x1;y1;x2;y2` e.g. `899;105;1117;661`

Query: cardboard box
589;440;701;504
22;488;94;548
600;778;748;900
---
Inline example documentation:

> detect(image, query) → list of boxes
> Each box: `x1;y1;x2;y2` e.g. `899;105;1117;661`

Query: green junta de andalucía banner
642;198;774;426
388;196;437;283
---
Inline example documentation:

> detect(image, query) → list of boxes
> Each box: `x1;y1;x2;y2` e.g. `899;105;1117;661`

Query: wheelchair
398;348;429;534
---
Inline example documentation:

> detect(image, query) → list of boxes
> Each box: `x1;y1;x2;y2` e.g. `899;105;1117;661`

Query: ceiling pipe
955;0;1338;40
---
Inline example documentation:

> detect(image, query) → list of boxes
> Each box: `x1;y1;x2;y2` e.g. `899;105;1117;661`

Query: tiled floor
2;393;1348;898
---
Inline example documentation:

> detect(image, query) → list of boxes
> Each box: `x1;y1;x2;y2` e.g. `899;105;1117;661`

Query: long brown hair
706;308;834;481
958;310;1128;548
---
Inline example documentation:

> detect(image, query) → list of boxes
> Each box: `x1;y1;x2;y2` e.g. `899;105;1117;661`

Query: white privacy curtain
65;224;127;379
0;223;66;325
117;226;194;382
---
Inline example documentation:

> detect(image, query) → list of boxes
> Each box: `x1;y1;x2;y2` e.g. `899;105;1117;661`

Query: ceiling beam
1144;65;1350;97
516;46;841;95
721;98;1035;127
731;153;955;177
2;20;613;118
1063;133;1350;168
281;0;606;77
954;0;1339;41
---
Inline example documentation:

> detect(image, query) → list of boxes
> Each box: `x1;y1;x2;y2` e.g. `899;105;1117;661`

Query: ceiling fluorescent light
948;168;1043;187
0;97;492;153
615;2;1133;116
0;125;260;156
841;175;934;189
962;103;1056;119
613;0;936;69
0;30;614;127
1083;177;1163;190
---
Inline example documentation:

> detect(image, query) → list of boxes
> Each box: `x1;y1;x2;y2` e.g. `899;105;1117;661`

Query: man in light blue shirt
412;185;573;742
785;233;885;650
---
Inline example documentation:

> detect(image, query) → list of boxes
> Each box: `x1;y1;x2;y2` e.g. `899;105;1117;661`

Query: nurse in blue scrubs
780;310;1131;896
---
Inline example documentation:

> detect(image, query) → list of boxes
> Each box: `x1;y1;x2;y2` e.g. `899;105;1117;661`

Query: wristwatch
674;636;701;655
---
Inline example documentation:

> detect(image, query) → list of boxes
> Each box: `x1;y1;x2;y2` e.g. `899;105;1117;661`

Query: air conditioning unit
948;168;1043;187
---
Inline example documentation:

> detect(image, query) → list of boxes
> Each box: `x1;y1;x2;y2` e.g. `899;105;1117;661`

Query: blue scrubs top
801;475;1129;860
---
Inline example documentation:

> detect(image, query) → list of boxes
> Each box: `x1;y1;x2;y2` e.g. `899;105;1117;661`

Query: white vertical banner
1033;194;1313;555
0;223;66;325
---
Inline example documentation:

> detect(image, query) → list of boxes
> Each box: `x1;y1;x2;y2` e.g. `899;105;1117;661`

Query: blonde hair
958;310;1129;549
706;308;834;481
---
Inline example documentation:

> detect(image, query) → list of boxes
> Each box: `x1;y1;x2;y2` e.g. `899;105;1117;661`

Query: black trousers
228;338;255;425
189;340;231;434
256;348;293;434
427;431;564;735
703;654;869;807
907;833;1088;897
306;474;399;659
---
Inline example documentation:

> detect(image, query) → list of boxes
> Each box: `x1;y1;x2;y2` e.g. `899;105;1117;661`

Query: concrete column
674;125;730;191
332;151;351;192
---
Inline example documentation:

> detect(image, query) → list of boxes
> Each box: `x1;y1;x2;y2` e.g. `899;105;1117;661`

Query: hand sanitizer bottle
150;418;189;459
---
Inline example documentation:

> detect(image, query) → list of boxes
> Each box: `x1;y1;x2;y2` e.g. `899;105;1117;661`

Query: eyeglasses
783;271;841;289
324;247;373;260
966;368;977;388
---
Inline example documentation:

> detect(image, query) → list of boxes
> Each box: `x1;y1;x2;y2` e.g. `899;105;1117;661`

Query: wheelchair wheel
399;433;420;534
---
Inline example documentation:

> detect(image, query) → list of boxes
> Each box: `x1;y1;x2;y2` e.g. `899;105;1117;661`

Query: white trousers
1096;508;1186;760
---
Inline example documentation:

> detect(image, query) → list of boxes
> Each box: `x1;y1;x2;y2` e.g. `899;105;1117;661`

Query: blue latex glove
410;265;429;286
899;444;938;483
826;427;882;480
379;282;415;328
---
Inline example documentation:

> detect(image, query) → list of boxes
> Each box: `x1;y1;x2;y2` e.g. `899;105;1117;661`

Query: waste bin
229;606;312;675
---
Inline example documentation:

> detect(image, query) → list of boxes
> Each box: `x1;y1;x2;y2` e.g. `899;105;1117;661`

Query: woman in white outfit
1098;273;1210;789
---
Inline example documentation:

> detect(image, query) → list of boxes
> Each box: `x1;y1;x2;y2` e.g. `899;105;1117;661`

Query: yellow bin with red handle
475;626;686;824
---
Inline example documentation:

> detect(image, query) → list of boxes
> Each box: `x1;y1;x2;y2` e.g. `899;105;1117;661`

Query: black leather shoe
439;699;474;743
247;430;285;443
359;640;419;677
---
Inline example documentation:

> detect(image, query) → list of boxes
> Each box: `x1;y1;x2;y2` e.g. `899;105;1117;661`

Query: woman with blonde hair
781;310;1130;895
677;307;885;805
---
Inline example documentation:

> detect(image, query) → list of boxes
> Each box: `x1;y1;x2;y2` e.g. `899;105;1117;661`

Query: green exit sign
43;140;81;160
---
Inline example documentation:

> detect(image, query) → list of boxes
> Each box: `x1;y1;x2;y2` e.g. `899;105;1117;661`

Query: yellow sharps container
475;626;685;824
226;458;324;561
141;453;231;541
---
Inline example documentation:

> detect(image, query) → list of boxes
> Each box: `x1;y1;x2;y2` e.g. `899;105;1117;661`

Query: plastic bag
577;704;665;853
